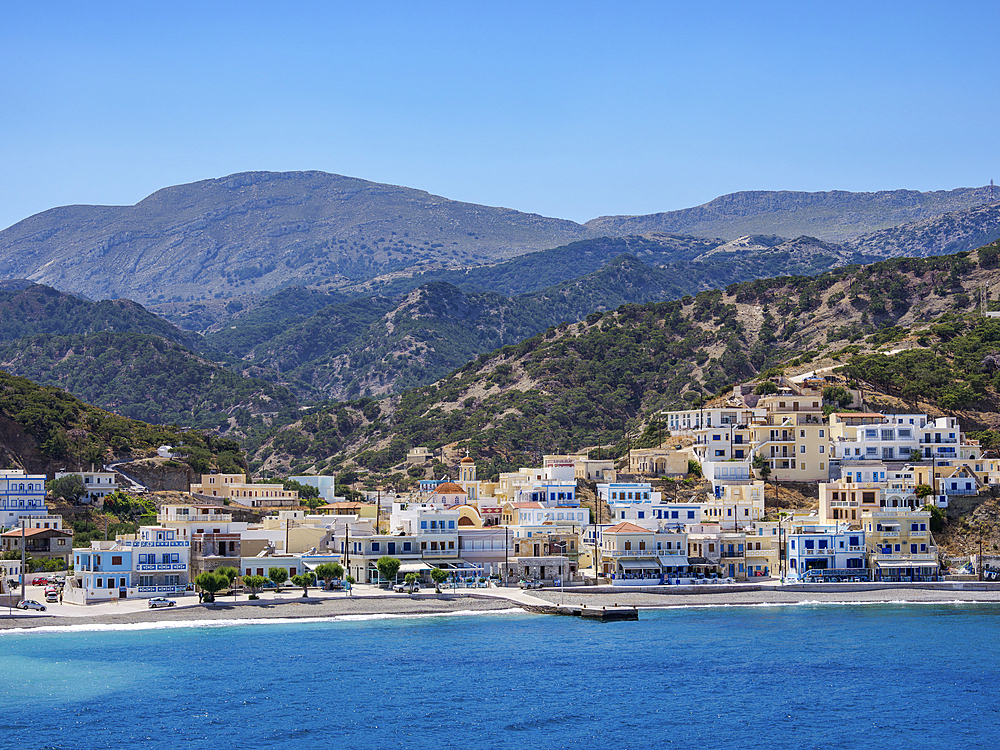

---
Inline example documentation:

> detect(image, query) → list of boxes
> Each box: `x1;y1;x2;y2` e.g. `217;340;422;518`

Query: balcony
603;549;662;558
745;549;774;558
136;563;187;571
877;531;900;537
873;552;938;562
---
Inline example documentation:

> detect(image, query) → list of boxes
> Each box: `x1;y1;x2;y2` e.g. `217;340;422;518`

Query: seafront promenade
4;580;1000;630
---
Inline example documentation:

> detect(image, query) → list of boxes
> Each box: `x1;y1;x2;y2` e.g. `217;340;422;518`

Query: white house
54;470;118;504
0;469;48;530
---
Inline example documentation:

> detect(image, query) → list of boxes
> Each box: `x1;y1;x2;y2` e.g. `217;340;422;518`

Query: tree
216;566;239;596
268;566;289;592
430;567;448;593
687;460;702;478
243;574;266;595
315;562;343;590
822;385;854;409
752;452;771;480
47;474;86;503
404;571;419;593
914;484;935;500
194;572;227;603
376;556;401;587
290;571;316;597
923;503;946;533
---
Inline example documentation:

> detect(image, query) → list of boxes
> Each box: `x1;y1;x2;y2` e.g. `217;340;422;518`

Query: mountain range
0;170;993;310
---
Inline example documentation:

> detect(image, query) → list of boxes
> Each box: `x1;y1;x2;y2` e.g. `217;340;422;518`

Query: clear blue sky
2;1;997;230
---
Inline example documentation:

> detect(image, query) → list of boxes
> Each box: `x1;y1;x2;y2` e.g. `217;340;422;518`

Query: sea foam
0;607;526;636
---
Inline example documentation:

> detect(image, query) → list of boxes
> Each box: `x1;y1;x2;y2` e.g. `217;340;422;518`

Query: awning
617;559;661;570
876;561;932;569
657;555;689;565
398;562;432;573
421;559;476;570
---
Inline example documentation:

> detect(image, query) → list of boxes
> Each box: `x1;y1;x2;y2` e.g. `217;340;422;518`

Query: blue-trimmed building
69;526;190;604
0;469;48;530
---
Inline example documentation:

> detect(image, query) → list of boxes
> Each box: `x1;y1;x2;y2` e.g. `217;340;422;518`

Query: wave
0;607;526;636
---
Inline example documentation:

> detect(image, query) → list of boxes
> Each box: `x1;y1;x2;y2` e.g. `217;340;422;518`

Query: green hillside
0;332;298;430
0;282;203;351
0;370;246;475
247;241;1000;479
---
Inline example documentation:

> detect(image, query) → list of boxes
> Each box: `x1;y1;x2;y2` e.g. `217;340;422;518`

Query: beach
4;581;1000;630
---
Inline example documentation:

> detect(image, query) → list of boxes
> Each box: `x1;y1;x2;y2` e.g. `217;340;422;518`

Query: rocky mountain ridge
1;170;994;309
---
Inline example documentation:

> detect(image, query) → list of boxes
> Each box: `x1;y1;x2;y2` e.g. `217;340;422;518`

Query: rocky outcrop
115;458;195;492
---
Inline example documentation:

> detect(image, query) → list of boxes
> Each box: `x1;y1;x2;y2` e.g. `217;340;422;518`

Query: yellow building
862;509;939;582
189;474;299;507
750;389;829;481
628;447;689;477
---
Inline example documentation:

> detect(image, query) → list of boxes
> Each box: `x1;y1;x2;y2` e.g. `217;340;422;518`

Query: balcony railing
136;563;187;571
872;552;938;561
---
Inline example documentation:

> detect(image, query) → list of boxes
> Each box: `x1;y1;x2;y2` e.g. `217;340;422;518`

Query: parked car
17;599;46;611
30;577;49;586
147;597;176;609
392;582;420;593
45;590;59;603
518;579;543;589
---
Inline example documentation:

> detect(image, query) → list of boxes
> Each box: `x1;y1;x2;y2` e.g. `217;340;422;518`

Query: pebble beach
4;582;1000;631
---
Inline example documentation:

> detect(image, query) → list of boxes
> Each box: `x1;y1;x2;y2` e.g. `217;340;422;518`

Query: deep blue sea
2;602;998;750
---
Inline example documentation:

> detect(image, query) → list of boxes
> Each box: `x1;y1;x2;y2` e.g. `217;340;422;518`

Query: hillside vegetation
246;241;1000;480
0;370;245;475
0;332;297;430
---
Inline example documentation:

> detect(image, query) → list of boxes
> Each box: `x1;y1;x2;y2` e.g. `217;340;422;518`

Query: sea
1;601;998;750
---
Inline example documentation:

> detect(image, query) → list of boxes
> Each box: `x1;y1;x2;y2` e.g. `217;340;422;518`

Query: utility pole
20;519;26;603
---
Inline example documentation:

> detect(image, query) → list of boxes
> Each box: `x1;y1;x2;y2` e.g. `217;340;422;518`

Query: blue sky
2;1;997;230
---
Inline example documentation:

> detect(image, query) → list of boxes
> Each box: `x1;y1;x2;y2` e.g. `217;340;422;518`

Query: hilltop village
2;374;997;607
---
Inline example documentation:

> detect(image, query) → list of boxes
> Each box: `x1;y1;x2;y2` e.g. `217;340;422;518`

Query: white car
17;599;46;611
392;583;420;593
147;597;176;609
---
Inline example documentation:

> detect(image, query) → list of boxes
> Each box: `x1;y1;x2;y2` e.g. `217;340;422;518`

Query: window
800;445;806;453
371;542;380;552
819;430;825;438
112;556;122;565
819;446;825;454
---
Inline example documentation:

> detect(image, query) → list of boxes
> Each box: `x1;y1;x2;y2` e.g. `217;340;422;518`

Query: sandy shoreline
3;584;999;631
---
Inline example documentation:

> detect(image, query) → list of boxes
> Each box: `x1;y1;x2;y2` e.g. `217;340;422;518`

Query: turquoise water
1;603;998;750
